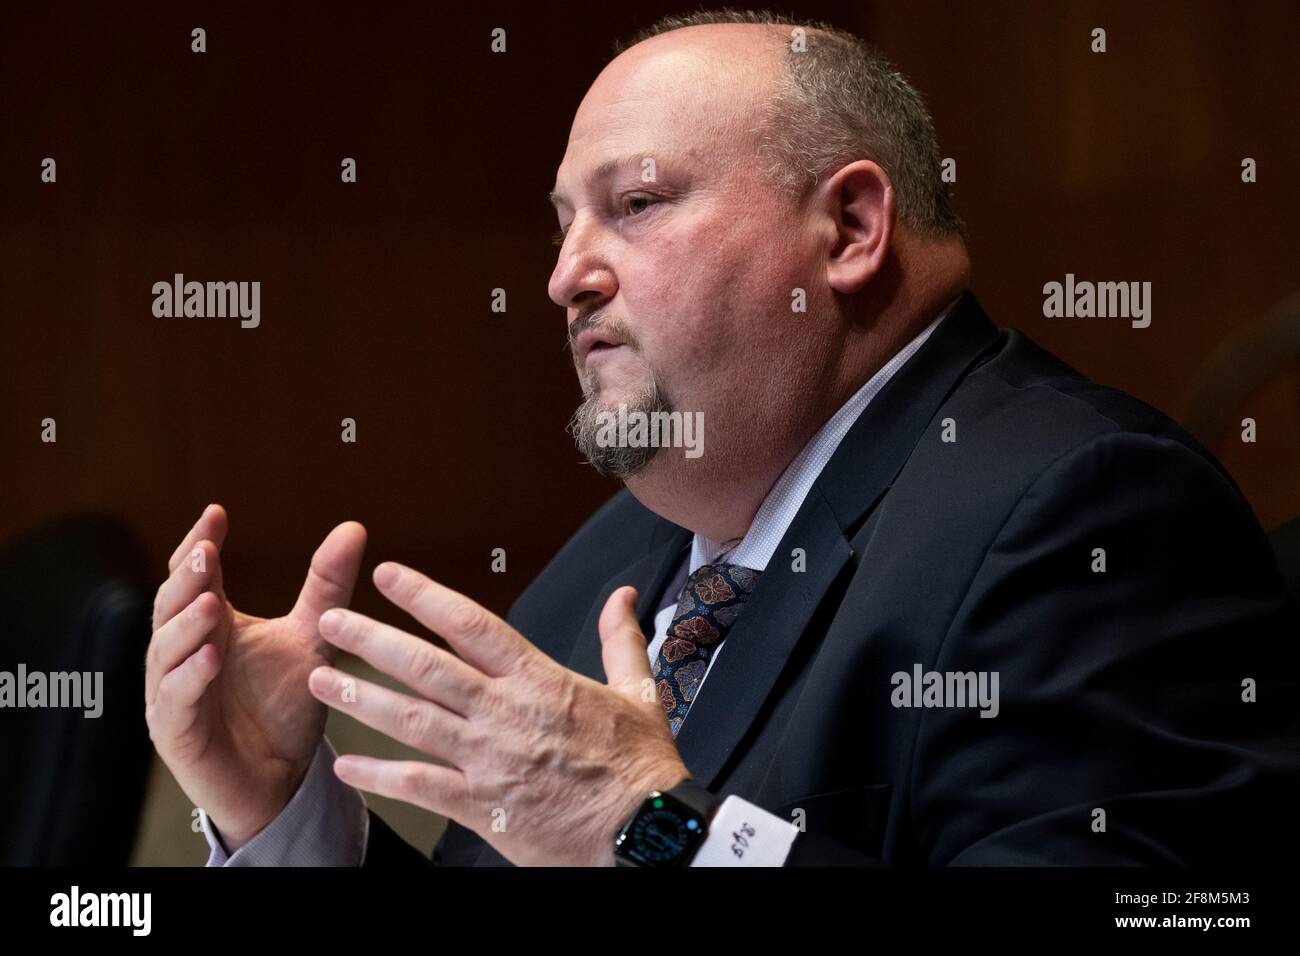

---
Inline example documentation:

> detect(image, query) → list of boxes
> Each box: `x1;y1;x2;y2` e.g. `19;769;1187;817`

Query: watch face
618;797;705;865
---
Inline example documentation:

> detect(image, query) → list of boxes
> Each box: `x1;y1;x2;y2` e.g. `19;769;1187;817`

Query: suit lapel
678;292;1002;789
566;521;692;681
673;489;854;789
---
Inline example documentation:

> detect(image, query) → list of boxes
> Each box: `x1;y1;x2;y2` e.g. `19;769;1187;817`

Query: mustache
566;310;638;354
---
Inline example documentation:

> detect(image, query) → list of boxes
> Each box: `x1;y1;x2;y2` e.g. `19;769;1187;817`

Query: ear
818;160;894;295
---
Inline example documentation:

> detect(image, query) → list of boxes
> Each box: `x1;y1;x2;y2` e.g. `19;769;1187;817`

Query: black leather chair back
0;515;153;865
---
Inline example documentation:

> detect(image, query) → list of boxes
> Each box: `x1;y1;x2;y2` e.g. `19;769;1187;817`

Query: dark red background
2;0;1296;629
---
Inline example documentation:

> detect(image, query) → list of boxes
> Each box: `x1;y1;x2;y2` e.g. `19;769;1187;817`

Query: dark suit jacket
364;290;1300;867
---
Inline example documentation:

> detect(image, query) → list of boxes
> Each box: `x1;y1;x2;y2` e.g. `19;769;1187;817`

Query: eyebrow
548;154;666;210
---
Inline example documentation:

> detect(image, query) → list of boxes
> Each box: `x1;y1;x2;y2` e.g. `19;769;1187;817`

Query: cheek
618;209;807;391
615;261;702;384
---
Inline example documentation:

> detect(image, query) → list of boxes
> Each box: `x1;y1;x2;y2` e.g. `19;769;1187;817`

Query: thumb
599;586;653;700
289;521;368;628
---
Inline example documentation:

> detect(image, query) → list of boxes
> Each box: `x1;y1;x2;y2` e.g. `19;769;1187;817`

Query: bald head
561;24;787;203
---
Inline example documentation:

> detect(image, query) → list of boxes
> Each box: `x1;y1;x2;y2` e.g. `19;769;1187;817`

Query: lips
575;328;628;362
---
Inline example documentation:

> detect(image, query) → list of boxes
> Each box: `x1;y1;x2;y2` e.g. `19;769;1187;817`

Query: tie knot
683;562;760;608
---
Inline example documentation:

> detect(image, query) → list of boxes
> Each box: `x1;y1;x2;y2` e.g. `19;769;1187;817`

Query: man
144;12;1300;867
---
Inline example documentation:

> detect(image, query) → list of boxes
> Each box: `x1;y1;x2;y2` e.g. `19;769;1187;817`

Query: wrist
210;759;311;852
212;807;273;854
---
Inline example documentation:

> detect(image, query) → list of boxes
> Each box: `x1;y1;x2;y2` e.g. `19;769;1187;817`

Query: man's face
548;27;826;480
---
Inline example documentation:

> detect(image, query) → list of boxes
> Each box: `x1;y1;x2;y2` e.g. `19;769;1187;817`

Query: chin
587;380;652;412
622;447;681;487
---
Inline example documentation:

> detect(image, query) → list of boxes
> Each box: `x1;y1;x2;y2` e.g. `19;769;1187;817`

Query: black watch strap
665;776;721;822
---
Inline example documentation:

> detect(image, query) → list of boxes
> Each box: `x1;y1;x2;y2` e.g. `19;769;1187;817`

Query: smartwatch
613;777;721;867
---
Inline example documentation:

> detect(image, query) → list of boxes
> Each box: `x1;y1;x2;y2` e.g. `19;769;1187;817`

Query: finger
288;521;367;628
150;643;221;737
153;539;225;632
167;504;228;574
307;666;469;763
317;608;489;718
147;591;222;704
598;587;653;699
329;754;468;822
372;563;529;677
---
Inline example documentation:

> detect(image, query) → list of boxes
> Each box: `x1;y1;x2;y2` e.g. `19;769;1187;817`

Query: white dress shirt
200;296;958;867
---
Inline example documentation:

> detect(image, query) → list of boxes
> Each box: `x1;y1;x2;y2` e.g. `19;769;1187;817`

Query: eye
550;228;567;249
623;194;657;217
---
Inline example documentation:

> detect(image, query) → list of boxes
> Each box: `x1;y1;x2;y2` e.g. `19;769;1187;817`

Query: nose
547;214;617;314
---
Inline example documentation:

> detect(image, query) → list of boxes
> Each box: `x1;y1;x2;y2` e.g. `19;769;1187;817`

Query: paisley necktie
652;563;761;737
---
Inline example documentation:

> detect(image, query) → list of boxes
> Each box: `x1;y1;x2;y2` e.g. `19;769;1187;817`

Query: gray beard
566;376;671;480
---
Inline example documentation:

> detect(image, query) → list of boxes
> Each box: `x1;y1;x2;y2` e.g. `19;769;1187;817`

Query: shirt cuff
200;736;369;867
689;795;800;866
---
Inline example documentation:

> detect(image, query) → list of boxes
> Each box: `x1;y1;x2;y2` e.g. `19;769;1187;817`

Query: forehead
552;27;783;201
